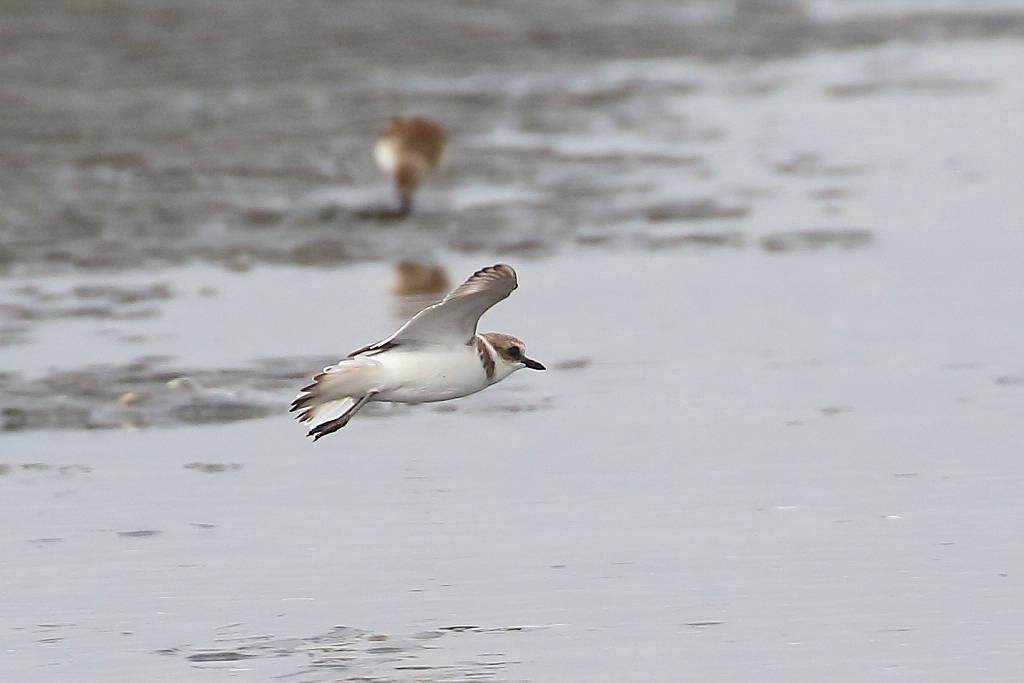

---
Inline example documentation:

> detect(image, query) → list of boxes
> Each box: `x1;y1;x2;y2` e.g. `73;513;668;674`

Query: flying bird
291;264;544;440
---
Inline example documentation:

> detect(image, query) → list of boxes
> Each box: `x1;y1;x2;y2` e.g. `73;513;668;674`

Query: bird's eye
507;345;521;360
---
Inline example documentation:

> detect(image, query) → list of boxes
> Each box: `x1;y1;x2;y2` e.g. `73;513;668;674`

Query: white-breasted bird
371;116;446;218
291;264;544;440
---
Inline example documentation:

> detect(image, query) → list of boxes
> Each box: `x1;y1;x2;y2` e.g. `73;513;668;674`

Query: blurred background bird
370;116;446;219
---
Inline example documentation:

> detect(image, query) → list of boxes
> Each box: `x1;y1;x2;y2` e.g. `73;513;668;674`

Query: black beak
523;356;545;371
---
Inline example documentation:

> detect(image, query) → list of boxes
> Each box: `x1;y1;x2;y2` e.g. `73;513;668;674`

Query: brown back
382;116;446;169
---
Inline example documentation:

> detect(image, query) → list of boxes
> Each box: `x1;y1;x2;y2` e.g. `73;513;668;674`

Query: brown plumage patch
394;158;428;192
391;262;450;297
441;264;517;307
474;335;496;381
381;116;446;170
480;332;527;363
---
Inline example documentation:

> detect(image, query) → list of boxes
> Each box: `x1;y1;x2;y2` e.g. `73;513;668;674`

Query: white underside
308;344;517;408
372;345;497;403
373;138;399;175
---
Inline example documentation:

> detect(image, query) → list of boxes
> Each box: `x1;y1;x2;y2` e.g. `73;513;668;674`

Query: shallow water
3;1;1024;681
3;249;1024;682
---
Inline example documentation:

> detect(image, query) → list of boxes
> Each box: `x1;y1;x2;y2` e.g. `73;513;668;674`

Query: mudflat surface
2;1;1024;681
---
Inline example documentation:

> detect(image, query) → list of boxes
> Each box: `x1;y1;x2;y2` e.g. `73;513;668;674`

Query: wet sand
3;1;1024;681
3;245;1024;681
1;1;1022;273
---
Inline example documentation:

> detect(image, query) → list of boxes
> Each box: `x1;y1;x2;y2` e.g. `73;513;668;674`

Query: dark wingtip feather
290;393;313;413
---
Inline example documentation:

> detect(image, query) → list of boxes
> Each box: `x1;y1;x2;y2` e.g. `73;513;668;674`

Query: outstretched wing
349;264;518;355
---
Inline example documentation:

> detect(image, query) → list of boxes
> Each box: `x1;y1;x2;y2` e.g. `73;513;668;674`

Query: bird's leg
308;392;377;441
395;187;414;217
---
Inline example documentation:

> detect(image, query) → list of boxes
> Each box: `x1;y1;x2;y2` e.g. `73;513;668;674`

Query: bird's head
481;332;545;374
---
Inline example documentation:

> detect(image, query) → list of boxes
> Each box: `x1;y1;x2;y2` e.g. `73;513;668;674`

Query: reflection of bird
372;116;446;218
389;261;451;320
292;264;544;440
390;261;450;297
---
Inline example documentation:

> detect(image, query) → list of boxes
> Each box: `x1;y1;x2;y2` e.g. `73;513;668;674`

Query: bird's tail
290;360;379;439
